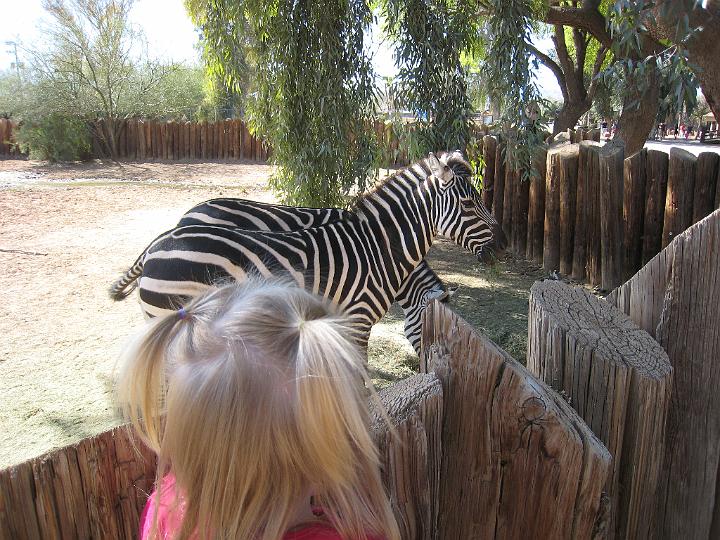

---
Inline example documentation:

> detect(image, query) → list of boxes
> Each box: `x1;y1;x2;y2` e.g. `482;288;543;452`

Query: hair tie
177;307;188;320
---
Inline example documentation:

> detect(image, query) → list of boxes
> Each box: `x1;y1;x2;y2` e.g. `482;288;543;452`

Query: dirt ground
0;158;546;469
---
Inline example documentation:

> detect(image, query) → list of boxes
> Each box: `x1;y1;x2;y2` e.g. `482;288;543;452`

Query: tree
27;0;180;158
379;0;476;156
528;25;608;135
187;0;377;208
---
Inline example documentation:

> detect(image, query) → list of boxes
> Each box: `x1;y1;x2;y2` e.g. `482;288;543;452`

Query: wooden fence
482;135;720;290
92;118;270;161
1;303;612;540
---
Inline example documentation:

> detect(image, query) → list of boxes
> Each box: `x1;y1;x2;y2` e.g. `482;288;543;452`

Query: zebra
110;151;505;349
110;199;451;354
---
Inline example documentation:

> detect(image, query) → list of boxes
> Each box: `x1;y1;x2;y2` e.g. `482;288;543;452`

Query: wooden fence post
584;143;602;286
544;144;577;273
642;149;669;264
371;374;443;540
693;152;718;224
493;142;506;227
623;149;647;280
513;171;529;256
599;141;625;290
559;144;579;276
572;142;598;280
662;148;696;248
607;209;720;540
502;166;515;246
528;280;672;540
526;147;547;264
245;122;254;159
422;301;611;540
481;135;497;211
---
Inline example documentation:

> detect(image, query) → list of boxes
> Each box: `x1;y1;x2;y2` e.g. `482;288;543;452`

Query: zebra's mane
351;150;473;213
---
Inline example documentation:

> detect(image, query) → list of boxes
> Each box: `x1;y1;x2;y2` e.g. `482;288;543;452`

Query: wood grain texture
544;144;577;273
623;149;647;280
584;143;603;286
371;374;443;540
642;150;669;265
662;148;696;248
493;142;506;228
599;141;625;291
422;301;611;540
693;152;719;224
513;171;529;256
528;280;672;540
482;136;497;211
526;147;547;264
503;166;515;243
607;209;720;540
559;144;579;276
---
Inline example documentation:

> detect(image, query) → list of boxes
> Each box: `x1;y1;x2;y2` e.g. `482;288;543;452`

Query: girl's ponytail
116;308;192;452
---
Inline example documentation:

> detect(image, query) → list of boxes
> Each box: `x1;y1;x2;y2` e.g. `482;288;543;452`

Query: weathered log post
481;135;497;211
599;141;625;290
559;144;579;276
607;209;720;540
371;374;444;540
662;148;696;248
422;301;611;540
544;144;577;273
493;142;506;228
513;169;529;256
572;142;595;280
526;146;548;264
584;143;602;286
641;149;669;264
623;149;647;280
502;166;515;245
692;152;718;224
528;280;672;540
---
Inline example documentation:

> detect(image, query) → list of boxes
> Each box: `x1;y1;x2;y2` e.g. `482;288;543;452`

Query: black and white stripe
110;151;504;349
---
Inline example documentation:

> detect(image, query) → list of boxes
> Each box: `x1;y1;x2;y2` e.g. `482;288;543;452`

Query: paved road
644;139;720;156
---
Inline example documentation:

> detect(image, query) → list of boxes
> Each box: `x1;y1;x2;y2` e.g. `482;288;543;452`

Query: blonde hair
116;280;400;540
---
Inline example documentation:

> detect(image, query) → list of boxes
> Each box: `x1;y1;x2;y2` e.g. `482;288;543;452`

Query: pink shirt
139;475;384;540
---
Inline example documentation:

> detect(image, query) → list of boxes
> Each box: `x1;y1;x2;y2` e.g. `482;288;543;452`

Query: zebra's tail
109;257;144;301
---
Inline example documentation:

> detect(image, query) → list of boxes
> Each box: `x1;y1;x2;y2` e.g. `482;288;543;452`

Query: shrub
15;114;92;162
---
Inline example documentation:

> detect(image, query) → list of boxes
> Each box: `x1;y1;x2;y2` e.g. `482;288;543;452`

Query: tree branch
527;43;569;102
544;5;612;48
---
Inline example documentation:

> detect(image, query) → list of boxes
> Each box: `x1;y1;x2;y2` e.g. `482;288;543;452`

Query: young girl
116;280;400;540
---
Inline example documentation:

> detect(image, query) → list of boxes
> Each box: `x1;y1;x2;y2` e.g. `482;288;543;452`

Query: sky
0;0;562;100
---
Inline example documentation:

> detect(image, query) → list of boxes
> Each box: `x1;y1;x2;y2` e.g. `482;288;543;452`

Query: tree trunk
616;65;660;155
553;100;592;136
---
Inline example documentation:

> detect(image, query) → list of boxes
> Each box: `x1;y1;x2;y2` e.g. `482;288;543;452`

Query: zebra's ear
427;152;443;177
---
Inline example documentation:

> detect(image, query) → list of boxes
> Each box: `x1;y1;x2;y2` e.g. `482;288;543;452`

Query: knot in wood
521;396;547;423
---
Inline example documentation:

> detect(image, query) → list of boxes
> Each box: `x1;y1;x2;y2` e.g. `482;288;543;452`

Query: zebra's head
427;151;507;263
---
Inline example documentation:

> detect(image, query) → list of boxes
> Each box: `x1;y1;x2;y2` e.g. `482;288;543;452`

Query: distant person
674;124;679;139
116;280;400;540
658;122;666;140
